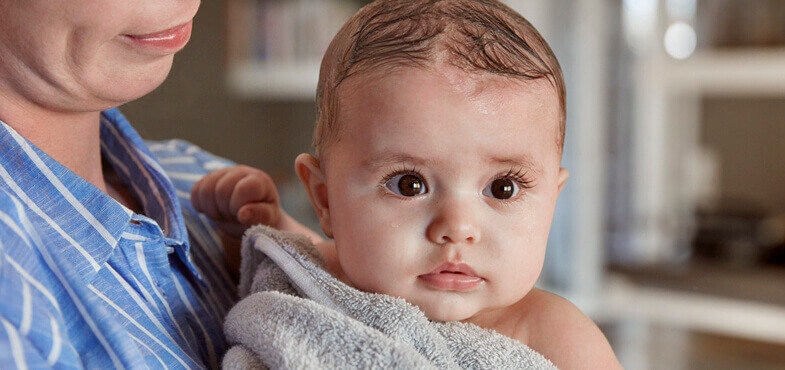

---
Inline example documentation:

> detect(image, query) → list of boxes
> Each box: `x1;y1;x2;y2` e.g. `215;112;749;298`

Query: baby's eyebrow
361;152;435;170
487;155;543;174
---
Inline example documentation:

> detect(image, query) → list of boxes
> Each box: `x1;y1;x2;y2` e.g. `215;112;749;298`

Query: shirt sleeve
145;139;235;174
145;139;235;205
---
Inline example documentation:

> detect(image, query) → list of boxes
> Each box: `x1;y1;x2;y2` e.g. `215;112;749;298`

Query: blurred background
122;0;785;368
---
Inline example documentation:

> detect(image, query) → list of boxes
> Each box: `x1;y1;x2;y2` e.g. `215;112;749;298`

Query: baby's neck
315;240;352;286
461;292;538;343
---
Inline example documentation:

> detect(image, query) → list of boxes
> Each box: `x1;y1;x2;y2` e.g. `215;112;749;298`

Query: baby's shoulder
513;288;621;369
514;288;591;334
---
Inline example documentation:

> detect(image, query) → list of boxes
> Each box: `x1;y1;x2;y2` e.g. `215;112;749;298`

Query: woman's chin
88;54;175;106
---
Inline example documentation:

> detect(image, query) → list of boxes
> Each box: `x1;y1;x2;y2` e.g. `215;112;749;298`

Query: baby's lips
425;262;480;277
418;270;484;291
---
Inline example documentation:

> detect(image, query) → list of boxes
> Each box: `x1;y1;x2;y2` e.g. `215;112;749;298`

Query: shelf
655;48;785;96
608;262;785;306
602;263;785;344
227;60;321;100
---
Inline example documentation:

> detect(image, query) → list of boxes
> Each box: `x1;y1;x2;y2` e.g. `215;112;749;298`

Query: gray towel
223;225;558;369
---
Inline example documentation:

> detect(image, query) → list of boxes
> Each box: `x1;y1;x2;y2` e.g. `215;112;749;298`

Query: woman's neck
2;103;107;193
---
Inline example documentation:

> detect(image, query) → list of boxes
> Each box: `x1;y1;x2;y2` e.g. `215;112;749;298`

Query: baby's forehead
330;64;560;147
316;63;561;164
335;64;560;131
339;64;558;115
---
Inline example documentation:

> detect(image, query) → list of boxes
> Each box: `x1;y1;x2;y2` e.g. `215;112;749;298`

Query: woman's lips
121;20;193;54
418;262;484;291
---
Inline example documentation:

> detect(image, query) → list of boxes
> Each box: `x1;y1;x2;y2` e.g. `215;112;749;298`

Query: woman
0;0;289;367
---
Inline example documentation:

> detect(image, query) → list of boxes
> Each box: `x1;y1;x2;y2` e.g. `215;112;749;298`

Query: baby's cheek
484;213;547;274
511;205;552;245
332;199;392;255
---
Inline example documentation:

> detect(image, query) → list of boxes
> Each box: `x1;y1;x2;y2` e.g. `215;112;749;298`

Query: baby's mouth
418;262;484;291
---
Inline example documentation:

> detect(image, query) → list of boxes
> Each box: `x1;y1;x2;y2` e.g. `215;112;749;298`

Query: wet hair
314;0;566;158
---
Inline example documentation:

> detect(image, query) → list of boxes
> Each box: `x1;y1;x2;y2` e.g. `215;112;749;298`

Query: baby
194;0;620;368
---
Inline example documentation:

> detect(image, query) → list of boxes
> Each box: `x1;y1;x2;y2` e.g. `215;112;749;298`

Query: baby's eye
384;173;427;197
483;178;520;200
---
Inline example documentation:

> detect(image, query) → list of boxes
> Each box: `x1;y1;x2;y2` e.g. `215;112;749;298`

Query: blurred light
666;0;697;21
624;0;658;16
664;22;697;59
623;0;658;54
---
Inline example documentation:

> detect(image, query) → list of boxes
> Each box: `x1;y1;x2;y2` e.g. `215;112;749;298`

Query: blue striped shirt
0;108;237;369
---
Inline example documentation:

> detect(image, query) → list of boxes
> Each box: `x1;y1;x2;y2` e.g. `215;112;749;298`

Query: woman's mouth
418;262;484;291
121;20;193;54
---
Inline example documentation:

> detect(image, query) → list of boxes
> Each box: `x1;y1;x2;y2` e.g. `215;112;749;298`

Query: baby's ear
557;167;569;195
294;154;333;238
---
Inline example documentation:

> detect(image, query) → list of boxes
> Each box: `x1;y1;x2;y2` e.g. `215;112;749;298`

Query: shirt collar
0;108;200;283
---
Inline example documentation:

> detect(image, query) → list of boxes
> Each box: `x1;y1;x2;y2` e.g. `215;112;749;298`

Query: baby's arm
191;165;324;278
517;289;622;370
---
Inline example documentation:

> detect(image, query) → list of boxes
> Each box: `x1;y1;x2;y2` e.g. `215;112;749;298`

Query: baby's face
320;66;567;323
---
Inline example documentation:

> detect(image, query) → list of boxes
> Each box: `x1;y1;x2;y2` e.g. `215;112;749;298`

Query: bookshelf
622;0;785;263
225;0;366;99
614;0;785;351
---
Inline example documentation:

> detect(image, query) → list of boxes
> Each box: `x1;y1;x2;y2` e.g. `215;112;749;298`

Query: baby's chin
411;300;478;323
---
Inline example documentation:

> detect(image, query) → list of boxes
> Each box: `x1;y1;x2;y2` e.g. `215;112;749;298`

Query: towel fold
223;225;557;369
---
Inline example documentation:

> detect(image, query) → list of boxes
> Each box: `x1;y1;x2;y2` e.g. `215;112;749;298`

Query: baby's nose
426;201;481;245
